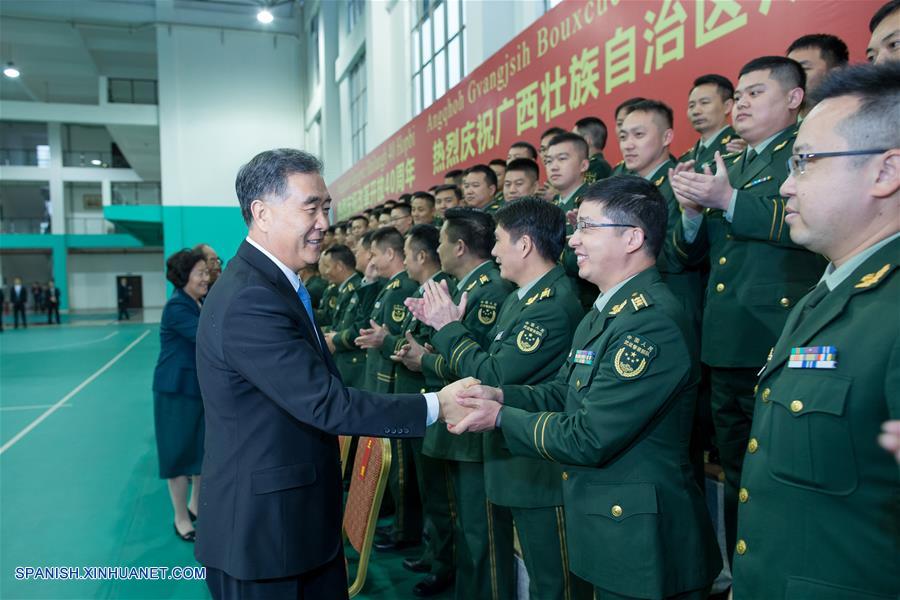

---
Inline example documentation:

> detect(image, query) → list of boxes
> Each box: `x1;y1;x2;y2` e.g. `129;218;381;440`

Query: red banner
330;0;876;219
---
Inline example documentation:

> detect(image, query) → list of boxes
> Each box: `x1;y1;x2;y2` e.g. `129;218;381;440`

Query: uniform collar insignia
854;263;891;289
608;299;628;315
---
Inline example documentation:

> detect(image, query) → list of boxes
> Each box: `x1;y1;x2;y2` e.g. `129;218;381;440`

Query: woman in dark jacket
153;249;209;542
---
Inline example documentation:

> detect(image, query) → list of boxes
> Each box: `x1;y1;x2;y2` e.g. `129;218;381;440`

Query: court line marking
1;404;74;412
0;329;151;456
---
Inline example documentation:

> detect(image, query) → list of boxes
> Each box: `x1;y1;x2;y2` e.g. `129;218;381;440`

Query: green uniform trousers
387;438;423;543
709;366;758;564
511;505;592;600
452;461;515;600
411;440;456;577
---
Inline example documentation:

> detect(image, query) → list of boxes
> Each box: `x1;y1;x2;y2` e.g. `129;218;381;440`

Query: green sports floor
0;315;451;599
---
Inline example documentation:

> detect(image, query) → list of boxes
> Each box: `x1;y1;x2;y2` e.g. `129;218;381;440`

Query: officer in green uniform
489;159;507;206
733;61;900;600
411;191;437;226
319;245;367;387
501;158;540;203
574;116;613;183
354;227;421;549
300;264;327;309
449;177;722;599
315;280;339;328
409;198;586;600
382;225;457;597
434;184;462;224
679;74;740;172
609;97;648;177
462;164;503;214
669;56;828;562
546;132;595;311
620;100;704;329
418;208;515;600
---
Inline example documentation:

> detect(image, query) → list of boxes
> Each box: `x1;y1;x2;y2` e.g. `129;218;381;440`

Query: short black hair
166;248;206;288
581;176;667;258
489;158;507;168
442;207;495;260
494;196;565;262
445;169;464;179
626;99;674;129
407;224;441;264
370;227;405;256
464;164;498;189
323;244;356;270
811;61;900;155
691;74;735;101
235;148;322;226
391;202;412;216
411;191;435;207
547;132;589;160
433;183;463;200
870;0;900;32
540;126;567;141
335;223;347;234
739;55;806;92
787;34;850;68
505;158;540;181
383;199;398;208
350;214;368;225
359;230;376;249
509;141;538;159
615;97;647;118
574;116;609;151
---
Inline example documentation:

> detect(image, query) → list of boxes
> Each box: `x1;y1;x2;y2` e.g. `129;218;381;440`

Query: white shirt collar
245;236;301;292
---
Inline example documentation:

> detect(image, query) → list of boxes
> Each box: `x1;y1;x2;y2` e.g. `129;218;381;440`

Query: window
544;0;564;11
309;14;320;87
411;0;465;115
347;0;365;33
349;58;367;162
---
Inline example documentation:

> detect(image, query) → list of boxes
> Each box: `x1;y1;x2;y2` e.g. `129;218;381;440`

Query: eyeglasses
574;219;638;232
787;149;889;176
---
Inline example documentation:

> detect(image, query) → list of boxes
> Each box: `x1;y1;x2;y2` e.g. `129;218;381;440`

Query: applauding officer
409;197;586;600
448;177;721;600
733;62;900;600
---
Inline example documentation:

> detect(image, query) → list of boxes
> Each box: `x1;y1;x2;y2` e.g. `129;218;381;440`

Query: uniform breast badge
612;333;657;379
573;350;595;365
788;346;837;369
477;301;497;325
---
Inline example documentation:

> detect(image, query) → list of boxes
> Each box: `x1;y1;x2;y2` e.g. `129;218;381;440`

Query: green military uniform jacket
430;265;584;508
673;124;827;367
584;152;612;184
610;160;631;176
496;267;722;597
365;271;418;392
482;196;504;215
678;125;738;172
733;236;900;600
380;271;455;394
315;282;339;329
304;274;328;310
328;272;372;388
422;261;513;462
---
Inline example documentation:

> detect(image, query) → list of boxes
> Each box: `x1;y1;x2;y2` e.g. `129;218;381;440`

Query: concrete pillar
47;122;65;234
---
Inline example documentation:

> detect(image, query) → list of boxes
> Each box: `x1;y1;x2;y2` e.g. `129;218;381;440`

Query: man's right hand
436;377;480;425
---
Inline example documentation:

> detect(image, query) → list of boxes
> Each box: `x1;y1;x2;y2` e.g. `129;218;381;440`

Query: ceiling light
3;62;20;78
256;9;274;24
91;159;102;166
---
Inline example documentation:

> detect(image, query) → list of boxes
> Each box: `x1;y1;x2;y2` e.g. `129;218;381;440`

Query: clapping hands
404;279;465;331
355;320;388;349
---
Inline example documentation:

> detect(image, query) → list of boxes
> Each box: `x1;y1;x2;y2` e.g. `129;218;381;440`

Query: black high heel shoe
174;523;196;542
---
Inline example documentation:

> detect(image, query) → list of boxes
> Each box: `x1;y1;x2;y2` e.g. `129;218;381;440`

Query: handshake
434;377;504;434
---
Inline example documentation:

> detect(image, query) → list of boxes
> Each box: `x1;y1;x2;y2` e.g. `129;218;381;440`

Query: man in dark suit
10;277;27;329
194;148;470;600
46;279;61;324
117;278;131;320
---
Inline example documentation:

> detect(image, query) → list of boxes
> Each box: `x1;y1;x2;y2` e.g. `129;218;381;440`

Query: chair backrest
339;435;353;476
343;436;392;598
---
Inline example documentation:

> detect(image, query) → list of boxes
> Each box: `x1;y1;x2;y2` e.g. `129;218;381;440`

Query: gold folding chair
342;437;392;598
338;435;353;476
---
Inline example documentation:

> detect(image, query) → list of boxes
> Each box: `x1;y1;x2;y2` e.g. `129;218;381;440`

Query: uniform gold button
420;388;426;393
779;297;791;308
352;357;358;363
790;400;803;413
748;438;759;453
715;283;725;293
718;256;727;265
736;539;747;555
739;488;749;503
611;505;623;517
561;471;568;481
753;384;758;394
761;388;771;402
576;379;581;388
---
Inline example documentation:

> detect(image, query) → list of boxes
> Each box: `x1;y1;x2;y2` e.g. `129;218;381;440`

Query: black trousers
205;553;348;600
47;303;60;324
13;304;26;327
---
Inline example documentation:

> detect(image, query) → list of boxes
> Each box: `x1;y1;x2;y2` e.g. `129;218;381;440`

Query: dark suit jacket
47;288;61;305
10;286;27;306
194;240;426;581
153;287;201;397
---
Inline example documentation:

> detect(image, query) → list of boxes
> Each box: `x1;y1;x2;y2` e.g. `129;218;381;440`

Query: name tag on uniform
574;350;595;365
788;346;837;369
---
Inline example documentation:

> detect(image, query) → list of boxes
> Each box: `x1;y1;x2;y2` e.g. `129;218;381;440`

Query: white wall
67;251;165;310
156;25;305;208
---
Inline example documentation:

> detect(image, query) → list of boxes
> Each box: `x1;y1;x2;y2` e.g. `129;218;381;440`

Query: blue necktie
296;283;316;326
